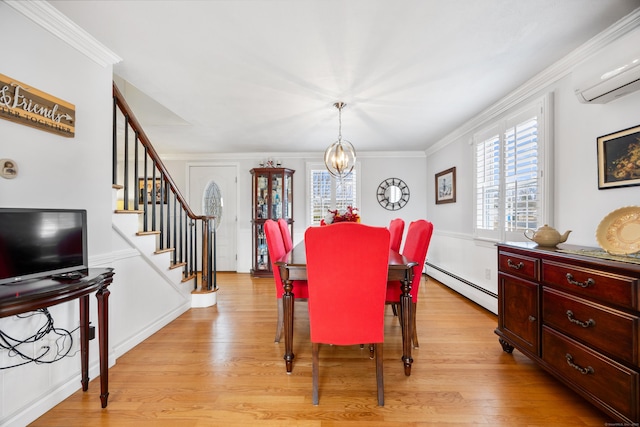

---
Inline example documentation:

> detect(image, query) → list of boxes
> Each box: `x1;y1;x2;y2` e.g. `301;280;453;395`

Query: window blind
473;94;548;242
308;167;357;225
504;117;538;232
476;134;500;232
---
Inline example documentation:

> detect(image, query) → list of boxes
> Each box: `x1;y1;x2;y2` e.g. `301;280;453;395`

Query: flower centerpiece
320;206;360;225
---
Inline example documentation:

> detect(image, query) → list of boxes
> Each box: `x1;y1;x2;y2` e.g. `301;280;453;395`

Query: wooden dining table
275;241;418;376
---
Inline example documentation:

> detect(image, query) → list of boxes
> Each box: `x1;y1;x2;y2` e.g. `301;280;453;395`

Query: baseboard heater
425;261;497;299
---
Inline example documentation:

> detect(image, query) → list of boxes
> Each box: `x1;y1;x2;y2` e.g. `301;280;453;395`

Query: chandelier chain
338;105;342;142
335;102;345;142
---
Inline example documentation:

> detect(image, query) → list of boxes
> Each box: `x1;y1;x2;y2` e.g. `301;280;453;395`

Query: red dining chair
278;218;293;253
386;219;434;349
264;219;308;343
388;218;405;252
305;222;390;406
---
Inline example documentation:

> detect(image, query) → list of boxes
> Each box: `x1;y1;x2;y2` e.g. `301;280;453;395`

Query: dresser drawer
542;260;639;309
542;327;639;422
543;288;640;366
499;251;539;281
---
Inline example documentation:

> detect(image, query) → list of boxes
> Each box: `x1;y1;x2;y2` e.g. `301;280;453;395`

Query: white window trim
305;161;361;228
473;93;553;243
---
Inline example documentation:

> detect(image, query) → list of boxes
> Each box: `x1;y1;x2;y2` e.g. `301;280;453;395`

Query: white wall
555;77;640;245
0;3;114;425
0;4;191;426
163;152;428;273
0;8;113;254
425;25;640;314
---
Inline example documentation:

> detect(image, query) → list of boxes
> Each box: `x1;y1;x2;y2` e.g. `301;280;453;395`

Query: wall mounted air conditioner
573;28;640;104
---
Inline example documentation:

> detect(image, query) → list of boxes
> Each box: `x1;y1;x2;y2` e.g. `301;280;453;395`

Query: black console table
0;268;114;408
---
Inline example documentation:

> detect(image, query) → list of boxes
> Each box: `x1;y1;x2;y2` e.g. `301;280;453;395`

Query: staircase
111;82;216;308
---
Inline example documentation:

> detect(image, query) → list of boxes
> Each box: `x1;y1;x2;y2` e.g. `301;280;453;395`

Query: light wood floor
31;273;611;426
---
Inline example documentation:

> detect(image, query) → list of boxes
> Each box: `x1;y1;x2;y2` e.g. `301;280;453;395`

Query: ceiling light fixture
324;102;356;179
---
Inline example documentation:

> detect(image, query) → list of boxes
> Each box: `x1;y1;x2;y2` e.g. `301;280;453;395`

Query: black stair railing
112;83;215;291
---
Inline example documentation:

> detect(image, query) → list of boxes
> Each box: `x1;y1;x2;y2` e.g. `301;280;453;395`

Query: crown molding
4;0;122;67
160;150;426;161
425;7;640;156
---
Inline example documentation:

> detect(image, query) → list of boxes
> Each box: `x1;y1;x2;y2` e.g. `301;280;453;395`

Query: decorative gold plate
596;206;640;255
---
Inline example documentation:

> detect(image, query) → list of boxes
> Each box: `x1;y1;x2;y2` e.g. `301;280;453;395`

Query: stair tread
182;274;197;283
137;231;161;236
170;262;187;270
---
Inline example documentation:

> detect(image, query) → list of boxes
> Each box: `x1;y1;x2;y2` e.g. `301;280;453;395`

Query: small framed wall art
597;124;640;189
138;178;168;204
435;167;456;204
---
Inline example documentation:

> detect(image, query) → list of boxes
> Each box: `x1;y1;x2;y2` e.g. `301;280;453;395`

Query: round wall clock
377;178;410;211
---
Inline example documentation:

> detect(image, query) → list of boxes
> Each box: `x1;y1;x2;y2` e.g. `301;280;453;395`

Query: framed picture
138;178;168;204
597;125;640;189
435;167;456;204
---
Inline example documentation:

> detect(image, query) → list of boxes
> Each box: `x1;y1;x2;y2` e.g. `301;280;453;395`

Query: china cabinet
250;168;294;277
495;242;640;424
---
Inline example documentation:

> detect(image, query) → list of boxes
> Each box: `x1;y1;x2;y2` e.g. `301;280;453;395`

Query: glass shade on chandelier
324;102;356;179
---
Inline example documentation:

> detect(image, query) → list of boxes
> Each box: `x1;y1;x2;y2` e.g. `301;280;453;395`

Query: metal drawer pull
565;353;594;375
507;259;524;270
528;315;536;322
565;273;595;288
566;310;595;328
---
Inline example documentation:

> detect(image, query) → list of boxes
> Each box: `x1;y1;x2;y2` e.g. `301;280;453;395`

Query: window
474;95;551;242
307;162;359;226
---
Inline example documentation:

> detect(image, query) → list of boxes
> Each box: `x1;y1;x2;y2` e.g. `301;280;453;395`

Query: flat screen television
0;208;88;285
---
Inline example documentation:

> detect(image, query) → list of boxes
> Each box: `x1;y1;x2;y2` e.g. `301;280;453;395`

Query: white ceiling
50;0;640;155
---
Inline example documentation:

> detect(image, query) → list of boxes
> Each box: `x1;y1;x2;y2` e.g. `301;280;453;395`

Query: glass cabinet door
271;172;283;219
255;222;269;271
255;173;269;220
283;173;292;220
251;167;295;277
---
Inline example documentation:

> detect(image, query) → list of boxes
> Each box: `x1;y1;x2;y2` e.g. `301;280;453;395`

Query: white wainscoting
426;230;498;315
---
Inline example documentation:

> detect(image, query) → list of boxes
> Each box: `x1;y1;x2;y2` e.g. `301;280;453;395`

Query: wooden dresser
495;242;640;424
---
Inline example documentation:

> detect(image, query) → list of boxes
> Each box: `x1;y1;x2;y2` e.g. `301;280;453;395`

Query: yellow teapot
524;224;571;247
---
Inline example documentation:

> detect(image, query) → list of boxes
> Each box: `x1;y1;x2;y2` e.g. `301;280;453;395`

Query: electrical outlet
485;268;491;280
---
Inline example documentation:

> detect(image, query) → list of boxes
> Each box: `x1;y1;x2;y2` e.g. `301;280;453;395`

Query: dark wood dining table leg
400;268;414;376
279;266;295;373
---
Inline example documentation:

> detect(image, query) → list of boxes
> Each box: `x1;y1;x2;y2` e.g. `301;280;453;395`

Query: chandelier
324;102;356;179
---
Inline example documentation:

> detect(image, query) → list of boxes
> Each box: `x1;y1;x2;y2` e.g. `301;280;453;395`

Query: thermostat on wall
0;159;18;179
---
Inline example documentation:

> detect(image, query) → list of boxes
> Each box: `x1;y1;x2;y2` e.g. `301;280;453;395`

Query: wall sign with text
0;73;75;138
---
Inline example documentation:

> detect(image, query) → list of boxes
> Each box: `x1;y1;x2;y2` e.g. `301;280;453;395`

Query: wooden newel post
213;217;217;290
201;217;214;291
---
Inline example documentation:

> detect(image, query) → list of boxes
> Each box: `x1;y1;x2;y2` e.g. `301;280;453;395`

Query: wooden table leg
79;295;90;391
96;285;110;408
280;266;295;373
400;269;414;376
